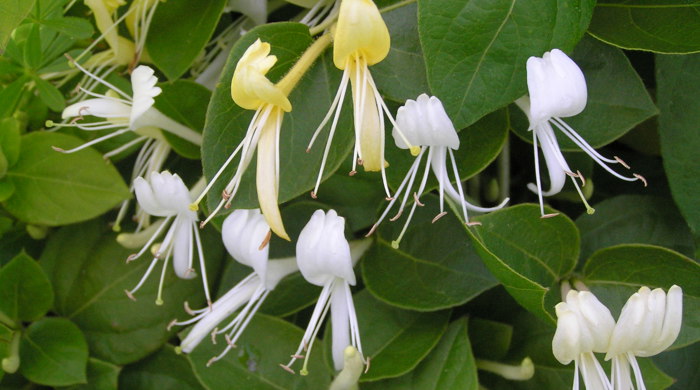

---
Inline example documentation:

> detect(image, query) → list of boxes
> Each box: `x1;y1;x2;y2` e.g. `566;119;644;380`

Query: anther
206;357;217;367
576;170;586;187
124;290;137;301
614;156;631;169
432;211;448;223
258;230;272;250
310;191;317;199
166;319;177;331
413;193;424;206
291;354;305;359
305;148;311;153
466;221;482;226
389;210;403;222
222;190;231;200
224;334;236;347
365;224;378;237
51;146;66;152
199;221;207;229
633;173;648;187
280;364;295;374
364;356;371;373
541;213;560;219
210;328;218;344
385;196;393;201
126;253;139;262
357;158;364;166
348;170;357;176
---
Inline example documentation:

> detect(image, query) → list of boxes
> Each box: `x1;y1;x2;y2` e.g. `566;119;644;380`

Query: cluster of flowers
553;285;682;390
44;0;670;386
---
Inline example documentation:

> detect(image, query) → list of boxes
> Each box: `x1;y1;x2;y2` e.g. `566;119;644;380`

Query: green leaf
40;219;225;365
468;318;513;361
0;118;21;168
153;80;209;159
33;75;65;112
363;318;478;390
19;317;88;387
588;1;700;54
202;23;354;211
0;0;36;53
576;195;695;261
653;342;700;390
511;35;658;149
0;252;53;322
39;16;94;40
3;132;130;226
656;53;700;234
187;314;331;390
418;0;595;129
0;76;28;119
325;290;450;382
372;2;429;103
61;358;121;390
119;345;203;390
22;23;41;70
583;244;700;348
467;204;580;323
146;0;227;80
362;194;498;311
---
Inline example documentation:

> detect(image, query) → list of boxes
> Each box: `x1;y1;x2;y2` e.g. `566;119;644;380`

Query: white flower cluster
553;286;683;390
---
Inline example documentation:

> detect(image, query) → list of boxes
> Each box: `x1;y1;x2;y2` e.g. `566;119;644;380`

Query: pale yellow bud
333;0;390;69
231;39;292;112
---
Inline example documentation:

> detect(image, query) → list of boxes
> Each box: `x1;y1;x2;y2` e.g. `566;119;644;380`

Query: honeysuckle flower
282;209;365;375
196;35;332;240
124;171;212;306
366;94;509;248
194;39;291;241
552;289;615;390
83;0;134;66
605;285;682;390
515;49;646;218
48;63;201;158
171;209;299;364
306;0;418;199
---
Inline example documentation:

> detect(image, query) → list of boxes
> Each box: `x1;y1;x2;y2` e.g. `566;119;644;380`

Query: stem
2;330;21;374
498;133;510;201
276;33;332;96
476;357;535;381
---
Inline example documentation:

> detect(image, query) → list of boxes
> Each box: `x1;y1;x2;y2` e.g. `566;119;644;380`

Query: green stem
2;330;21;374
498;133;510;200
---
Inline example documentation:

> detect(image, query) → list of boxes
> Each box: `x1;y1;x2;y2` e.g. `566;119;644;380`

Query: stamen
466;221;482;226
166;319;177;331
124;289;137;301
280;364;295;374
614;156;631;169
413;192;424;207
541;213;560;218
258;230;272;250
365;224;379;237
576;170;586;187
432;212;448;223
634;173;648;187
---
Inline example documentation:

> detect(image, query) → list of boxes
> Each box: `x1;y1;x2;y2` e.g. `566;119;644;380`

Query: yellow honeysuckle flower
231;39;292;112
307;0;418;199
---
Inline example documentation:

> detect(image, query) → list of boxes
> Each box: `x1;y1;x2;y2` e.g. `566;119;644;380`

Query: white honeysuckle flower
124;171;211;306
605;285;683;390
366;94;509;248
282;210;366;375
552;290;615;390
515;49;646;218
171;209;299;364
306;0;418;200
48;64;201;158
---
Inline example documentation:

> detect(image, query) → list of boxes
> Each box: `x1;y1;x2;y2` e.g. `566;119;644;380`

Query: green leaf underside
0;251;53;322
467;204;580;323
202;23;354;212
362;194;498;311
147;0;228;80
576;194;695;261
119;345;203;390
19;317;89;387
4;132;129;226
187;313;331;390
419;0;595;129
363;318;478;390
656;53;700;234
589;1;700;54
40;219;224;365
